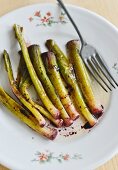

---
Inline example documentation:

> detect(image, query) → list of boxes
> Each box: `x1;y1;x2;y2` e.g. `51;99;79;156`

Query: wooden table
0;0;118;169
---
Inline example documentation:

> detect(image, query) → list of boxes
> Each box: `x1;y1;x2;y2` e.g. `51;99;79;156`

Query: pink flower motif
62;154;70;160
29;10;67;27
34;11;41;17
39;153;48;161
46;12;51;16
29;17;33;22
46;18;49;22
41;17;48;23
41;18;45;23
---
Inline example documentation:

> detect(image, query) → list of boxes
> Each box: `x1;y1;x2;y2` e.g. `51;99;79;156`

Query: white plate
0;3;118;170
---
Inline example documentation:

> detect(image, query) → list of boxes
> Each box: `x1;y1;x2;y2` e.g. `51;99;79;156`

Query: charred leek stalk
28;45;73;126
14;24;60;119
20;81;63;127
0;87;57;140
46;40;97;126
43;52;79;121
16;52;31;87
3;50;46;127
17;53;63;127
67;40;103;117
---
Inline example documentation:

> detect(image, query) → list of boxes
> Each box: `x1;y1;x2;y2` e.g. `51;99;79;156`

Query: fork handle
57;0;85;45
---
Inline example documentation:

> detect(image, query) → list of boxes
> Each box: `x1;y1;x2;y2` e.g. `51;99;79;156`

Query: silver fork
57;0;118;92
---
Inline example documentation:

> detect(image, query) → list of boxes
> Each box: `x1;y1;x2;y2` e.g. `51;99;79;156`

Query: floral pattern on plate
28;10;68;26
32;150;82;163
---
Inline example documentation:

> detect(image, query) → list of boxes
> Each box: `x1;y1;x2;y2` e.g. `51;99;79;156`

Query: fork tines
84;53;118;92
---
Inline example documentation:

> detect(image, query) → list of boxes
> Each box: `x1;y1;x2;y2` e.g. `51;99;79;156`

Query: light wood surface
0;0;118;169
